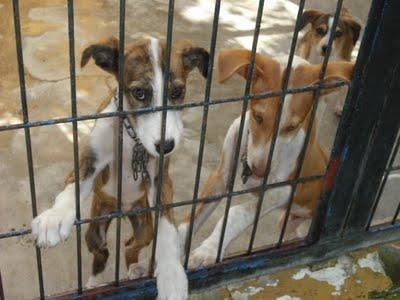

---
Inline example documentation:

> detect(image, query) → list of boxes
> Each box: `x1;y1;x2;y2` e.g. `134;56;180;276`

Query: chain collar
240;129;253;184
113;91;150;183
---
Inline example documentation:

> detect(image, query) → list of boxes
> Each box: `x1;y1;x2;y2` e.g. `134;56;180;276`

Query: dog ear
344;18;361;45
218;49;265;83
299;10;324;30
81;37;119;74
181;46;210;78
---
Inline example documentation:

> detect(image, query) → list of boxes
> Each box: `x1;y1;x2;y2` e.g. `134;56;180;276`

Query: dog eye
316;28;326;36
253;112;263;124
170;87;184;99
335;31;343;38
132;88;146;101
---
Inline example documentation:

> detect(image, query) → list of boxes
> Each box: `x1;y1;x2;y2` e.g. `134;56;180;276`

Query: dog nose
321;45;328;55
155;139;175;154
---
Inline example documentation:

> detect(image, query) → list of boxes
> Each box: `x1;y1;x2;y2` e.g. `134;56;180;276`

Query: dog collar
113;91;150;183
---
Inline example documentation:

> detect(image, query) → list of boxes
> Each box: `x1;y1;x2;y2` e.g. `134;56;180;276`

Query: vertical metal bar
276;0;344;247
114;0;126;285
66;0;82;293
0;270;4;300
149;0;175;272
183;0;221;269
12;1;45;298
365;133;400;227
215;0;265;263
247;0;306;254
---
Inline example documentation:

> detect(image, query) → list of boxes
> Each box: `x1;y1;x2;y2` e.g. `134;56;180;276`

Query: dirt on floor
1;0;399;299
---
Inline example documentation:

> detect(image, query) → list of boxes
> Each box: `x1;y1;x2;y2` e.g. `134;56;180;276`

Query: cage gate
0;0;399;299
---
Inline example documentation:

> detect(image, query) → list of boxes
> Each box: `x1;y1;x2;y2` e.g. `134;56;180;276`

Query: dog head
218;49;354;177
81;37;209;157
299;7;361;62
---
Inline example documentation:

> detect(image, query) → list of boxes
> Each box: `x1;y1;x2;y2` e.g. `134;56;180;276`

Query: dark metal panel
345;62;400;231
317;0;395;238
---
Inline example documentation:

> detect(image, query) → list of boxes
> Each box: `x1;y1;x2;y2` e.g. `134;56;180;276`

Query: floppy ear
81;37;119;75
181;47;210;78
218;49;264;83
300;10;324;30
345;18;361;45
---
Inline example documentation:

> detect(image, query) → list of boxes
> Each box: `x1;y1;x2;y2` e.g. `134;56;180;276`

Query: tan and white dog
296;7;361;116
31;36;209;300
178;49;354;268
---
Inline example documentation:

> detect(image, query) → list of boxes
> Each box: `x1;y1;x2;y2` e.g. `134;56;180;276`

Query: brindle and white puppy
31;36;209;300
296;7;361;116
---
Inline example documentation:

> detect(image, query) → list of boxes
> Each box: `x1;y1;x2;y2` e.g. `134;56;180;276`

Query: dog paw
128;262;149;280
31;207;75;248
156;263;188;300
335;105;343;117
86;275;105;289
188;243;218;269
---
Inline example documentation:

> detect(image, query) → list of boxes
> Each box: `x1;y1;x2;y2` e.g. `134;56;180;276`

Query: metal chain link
113;92;150;183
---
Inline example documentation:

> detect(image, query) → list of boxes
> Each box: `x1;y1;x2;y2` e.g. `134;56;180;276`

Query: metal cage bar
149;0;175;272
216;0;266;263
66;0;83;293
11;0;45;298
114;0;126;285
0;81;346;133
366;133;400;228
0;173;326;240
247;0;307;254
277;0;344;247
184;0;222;269
3;0;400;299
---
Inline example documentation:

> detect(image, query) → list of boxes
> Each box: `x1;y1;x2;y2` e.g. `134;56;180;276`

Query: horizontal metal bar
0;81;347;132
0;174;325;240
50;223;400;299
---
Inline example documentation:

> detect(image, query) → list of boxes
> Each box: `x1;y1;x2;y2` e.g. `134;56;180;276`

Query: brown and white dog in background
31;36;209;300
178;49;354;268
296;7;361;116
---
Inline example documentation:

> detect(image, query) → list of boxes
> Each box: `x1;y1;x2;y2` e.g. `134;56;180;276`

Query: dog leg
178;116;245;251
85;188;116;288
151;170;188;300
188;186;291;269
31;115;115;248
126;195;153;280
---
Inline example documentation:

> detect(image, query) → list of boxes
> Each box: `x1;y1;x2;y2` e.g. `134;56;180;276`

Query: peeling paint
292;256;355;295
358;252;385;274
231;286;264;300
276;296;302;300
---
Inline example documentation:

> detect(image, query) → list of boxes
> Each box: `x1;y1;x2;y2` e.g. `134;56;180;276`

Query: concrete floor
190;247;395;300
1;0;398;299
